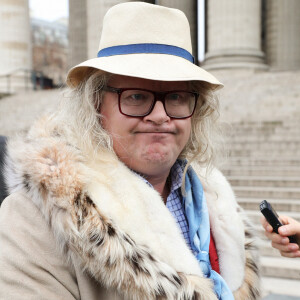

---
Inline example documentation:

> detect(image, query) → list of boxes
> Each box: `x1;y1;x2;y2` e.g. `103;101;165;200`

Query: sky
29;0;69;22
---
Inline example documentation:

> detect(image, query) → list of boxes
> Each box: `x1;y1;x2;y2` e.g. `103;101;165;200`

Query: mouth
134;127;176;134
135;131;175;135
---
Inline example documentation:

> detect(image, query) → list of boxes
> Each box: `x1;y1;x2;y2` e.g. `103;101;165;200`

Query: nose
143;100;170;124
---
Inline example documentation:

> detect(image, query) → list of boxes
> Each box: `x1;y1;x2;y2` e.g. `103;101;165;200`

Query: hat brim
66;54;223;89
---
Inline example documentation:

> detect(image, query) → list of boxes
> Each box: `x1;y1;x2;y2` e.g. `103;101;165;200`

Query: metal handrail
0;68;46;94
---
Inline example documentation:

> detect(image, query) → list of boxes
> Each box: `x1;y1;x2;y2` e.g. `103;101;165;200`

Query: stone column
204;0;266;70
265;0;300;70
69;1;155;65
87;0;153;60
156;0;198;64
0;0;32;93
68;0;88;68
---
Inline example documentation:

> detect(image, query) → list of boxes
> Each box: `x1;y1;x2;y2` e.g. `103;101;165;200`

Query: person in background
0;136;8;205
0;2;260;299
261;216;300;258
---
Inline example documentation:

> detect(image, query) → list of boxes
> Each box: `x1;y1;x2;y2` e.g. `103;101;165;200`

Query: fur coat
0;117;260;299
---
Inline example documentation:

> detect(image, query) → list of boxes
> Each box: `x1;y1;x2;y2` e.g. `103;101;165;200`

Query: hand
261;215;300;258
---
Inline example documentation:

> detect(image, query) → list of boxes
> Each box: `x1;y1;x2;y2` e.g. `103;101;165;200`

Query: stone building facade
69;0;300;72
204;0;300;71
0;0;68;93
31;18;68;87
68;0;198;67
0;0;32;93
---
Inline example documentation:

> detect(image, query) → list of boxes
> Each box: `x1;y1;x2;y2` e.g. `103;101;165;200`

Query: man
0;136;8;204
0;2;260;299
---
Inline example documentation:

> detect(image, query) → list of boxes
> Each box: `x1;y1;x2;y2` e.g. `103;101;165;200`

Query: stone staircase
221;120;300;298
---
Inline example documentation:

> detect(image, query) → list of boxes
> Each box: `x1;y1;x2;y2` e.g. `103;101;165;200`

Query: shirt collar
133;160;184;192
169;160;184;193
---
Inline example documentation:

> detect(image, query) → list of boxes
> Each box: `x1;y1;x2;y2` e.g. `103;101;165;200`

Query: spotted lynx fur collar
5;117;260;299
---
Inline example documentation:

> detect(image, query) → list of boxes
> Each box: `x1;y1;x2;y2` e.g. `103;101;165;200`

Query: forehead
108;75;190;91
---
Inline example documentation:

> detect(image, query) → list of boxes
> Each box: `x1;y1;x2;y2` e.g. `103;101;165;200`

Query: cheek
179;121;192;145
102;114;140;146
100;98;114;132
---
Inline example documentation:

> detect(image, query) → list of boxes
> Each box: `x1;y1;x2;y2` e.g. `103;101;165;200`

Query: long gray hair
54;70;224;171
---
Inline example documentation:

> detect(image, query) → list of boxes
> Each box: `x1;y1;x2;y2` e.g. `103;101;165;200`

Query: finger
278;215;290;225
272;241;299;252
265;231;289;244
266;224;273;232
280;250;300;258
260;216;267;226
261;217;273;232
279;223;300;237
278;225;291;237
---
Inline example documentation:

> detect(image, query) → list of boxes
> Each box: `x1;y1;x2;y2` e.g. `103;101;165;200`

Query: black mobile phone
260;200;297;243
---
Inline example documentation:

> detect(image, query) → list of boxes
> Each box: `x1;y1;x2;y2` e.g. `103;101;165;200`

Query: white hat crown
99;2;193;55
67;2;222;89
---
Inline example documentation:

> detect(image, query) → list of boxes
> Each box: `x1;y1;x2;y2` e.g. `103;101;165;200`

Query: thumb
278;224;297;237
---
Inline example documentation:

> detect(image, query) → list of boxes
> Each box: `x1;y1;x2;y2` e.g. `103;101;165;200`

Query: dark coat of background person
0;136;8;205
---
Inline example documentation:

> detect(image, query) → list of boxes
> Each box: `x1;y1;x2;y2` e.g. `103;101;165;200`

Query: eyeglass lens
119;90;196;118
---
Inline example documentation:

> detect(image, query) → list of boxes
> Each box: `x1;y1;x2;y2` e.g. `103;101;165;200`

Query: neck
145;173;170;204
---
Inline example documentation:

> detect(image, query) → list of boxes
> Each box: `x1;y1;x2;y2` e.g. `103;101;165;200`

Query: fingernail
290;244;299;251
282;237;289;244
280;227;287;234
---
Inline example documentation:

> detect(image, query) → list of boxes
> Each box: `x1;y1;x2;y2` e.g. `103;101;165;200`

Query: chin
141;154;175;174
142;150;172;163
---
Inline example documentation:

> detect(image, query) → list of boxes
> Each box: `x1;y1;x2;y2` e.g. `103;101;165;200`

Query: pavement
0;88;62;137
263;296;300;300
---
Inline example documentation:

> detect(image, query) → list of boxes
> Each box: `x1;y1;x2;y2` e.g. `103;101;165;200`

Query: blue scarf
182;166;234;300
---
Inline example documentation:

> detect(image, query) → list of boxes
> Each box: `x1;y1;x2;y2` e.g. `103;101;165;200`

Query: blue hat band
97;43;194;64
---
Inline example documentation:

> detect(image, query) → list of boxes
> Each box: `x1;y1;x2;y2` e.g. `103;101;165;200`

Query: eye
130;93;146;101
121;90;152;107
168;93;181;100
166;93;186;105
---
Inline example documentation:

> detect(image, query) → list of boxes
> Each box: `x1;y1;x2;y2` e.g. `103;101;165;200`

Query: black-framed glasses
103;86;199;119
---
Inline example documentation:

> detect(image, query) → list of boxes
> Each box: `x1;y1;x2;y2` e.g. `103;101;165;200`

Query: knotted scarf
182;166;234;300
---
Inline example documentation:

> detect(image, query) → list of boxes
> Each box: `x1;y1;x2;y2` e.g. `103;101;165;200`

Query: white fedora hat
66;1;222;89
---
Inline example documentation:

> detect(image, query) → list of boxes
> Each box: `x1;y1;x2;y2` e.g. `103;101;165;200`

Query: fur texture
5;117;260;299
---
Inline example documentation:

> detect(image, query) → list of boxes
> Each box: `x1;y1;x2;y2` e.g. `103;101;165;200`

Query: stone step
253;225;300;247
230;122;300;129
239;198;300;212
227;141;300;150
246;211;300;226
234;186;300;200
226;127;300;136
243;221;294;244
253;224;273;242
227;131;300;140
229;149;300;157
222;167;300;177
226;135;300;142
228;147;300;155
227;124;278;131
226;121;300;130
260;256;300;280
224;157;300;167
227;131;300;138
252;224;295;245
228;176;300;188
261;277;300;298
257;238;281;257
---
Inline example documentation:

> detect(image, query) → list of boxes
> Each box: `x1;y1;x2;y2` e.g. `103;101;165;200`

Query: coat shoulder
0;193;80;300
